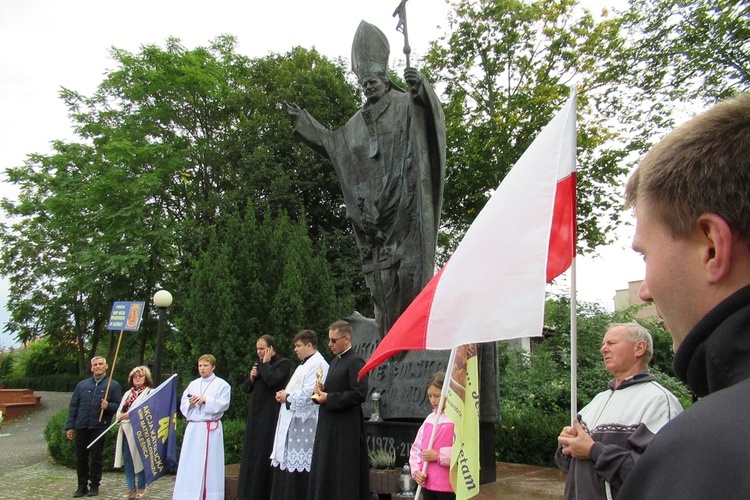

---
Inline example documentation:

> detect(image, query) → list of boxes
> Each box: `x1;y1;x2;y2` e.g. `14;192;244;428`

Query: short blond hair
328;320;353;338
128;365;153;388
626;93;750;240
198;354;216;367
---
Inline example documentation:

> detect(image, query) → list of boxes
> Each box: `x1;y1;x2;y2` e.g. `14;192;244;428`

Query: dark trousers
75;428;106;488
421;489;456;500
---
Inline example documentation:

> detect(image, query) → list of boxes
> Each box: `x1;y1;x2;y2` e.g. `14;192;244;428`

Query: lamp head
153;289;173;309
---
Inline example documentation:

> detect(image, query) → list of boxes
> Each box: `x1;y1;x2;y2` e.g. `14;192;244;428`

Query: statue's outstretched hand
283;100;301;118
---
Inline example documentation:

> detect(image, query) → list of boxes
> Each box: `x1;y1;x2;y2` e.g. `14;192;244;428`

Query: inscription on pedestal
365;420;421;467
349;312;449;419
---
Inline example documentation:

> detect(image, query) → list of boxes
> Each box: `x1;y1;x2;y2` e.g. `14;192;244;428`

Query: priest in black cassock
238;335;291;500
307;320;370;500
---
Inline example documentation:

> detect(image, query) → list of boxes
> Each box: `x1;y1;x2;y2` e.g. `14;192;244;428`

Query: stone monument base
365;420;496;486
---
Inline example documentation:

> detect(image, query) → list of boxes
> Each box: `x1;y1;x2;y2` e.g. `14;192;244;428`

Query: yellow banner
444;344;480;499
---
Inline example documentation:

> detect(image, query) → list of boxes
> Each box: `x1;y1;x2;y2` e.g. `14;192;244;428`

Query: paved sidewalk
0;391;174;499
0;391;565;499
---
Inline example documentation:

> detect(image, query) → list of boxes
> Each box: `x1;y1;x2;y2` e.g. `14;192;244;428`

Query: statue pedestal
352;312;497;485
366;419;421;467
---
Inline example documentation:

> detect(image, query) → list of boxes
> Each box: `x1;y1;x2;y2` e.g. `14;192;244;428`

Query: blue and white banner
129;374;178;484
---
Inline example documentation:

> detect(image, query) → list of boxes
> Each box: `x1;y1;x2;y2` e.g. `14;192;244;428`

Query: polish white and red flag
359;92;577;379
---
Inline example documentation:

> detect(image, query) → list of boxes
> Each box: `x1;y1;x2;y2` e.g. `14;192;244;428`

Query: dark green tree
175;206;340;419
0;137;170;372
574;0;750;164
620;0;749;107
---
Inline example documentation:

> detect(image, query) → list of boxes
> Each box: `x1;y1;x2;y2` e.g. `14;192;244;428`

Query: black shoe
73;488;88;498
87;486;99;496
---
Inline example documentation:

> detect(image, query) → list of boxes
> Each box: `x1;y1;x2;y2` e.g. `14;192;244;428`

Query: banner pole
86;420;119;449
99;329;124;422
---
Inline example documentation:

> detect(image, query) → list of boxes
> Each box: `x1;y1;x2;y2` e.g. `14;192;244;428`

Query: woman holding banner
114;366;154;499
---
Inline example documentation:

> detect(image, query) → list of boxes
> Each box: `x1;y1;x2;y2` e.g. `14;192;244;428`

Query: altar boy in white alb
269;330;329;500
173;354;231;500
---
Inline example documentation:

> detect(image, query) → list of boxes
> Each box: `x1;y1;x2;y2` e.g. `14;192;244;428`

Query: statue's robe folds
293;79;446;337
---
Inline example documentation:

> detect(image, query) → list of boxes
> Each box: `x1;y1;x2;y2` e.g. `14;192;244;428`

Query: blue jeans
122;437;146;490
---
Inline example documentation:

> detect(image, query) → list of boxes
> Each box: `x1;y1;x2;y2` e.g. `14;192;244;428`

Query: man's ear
697;213;734;283
634;340;647;358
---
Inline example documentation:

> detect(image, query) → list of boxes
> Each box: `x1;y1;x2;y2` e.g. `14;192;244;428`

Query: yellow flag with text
444;344;480;498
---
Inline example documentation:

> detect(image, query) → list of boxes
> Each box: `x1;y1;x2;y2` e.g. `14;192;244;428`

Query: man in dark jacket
618;93;750;499
65;356;122;497
237;334;290;500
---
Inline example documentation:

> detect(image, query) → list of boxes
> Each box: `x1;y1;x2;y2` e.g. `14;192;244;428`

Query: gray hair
91;356;107;365
609;322;653;363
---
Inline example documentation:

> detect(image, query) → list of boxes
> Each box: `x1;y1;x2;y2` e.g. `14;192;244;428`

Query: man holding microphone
237;335;290;500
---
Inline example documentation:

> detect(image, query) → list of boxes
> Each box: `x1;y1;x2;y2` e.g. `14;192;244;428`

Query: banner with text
445;344;480;499
130;374;178;484
107;301;146;331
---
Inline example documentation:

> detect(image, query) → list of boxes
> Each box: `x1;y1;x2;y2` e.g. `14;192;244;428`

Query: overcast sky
0;0;645;348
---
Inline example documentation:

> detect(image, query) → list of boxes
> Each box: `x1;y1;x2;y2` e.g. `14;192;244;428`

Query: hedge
1;374;83;392
495;402;569;468
44;409;247;471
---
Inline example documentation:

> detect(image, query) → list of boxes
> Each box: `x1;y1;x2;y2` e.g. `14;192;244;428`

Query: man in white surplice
269;330;330;500
173;354;231;500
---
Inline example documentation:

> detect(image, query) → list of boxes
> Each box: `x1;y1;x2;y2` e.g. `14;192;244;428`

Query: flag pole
570;256;578;423
414;347;457;500
86;419;120;449
569;86;578;424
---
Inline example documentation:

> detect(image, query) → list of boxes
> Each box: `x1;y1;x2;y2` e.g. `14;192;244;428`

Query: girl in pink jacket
409;371;455;500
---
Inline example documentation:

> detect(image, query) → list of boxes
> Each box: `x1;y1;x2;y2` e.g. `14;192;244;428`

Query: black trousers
74;428;106;488
421;489;456;500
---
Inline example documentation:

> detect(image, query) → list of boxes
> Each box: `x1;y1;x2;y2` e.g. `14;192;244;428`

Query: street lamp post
153;289;173;382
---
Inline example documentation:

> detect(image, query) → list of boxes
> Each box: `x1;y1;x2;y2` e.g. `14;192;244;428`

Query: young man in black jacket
619;93;750;499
